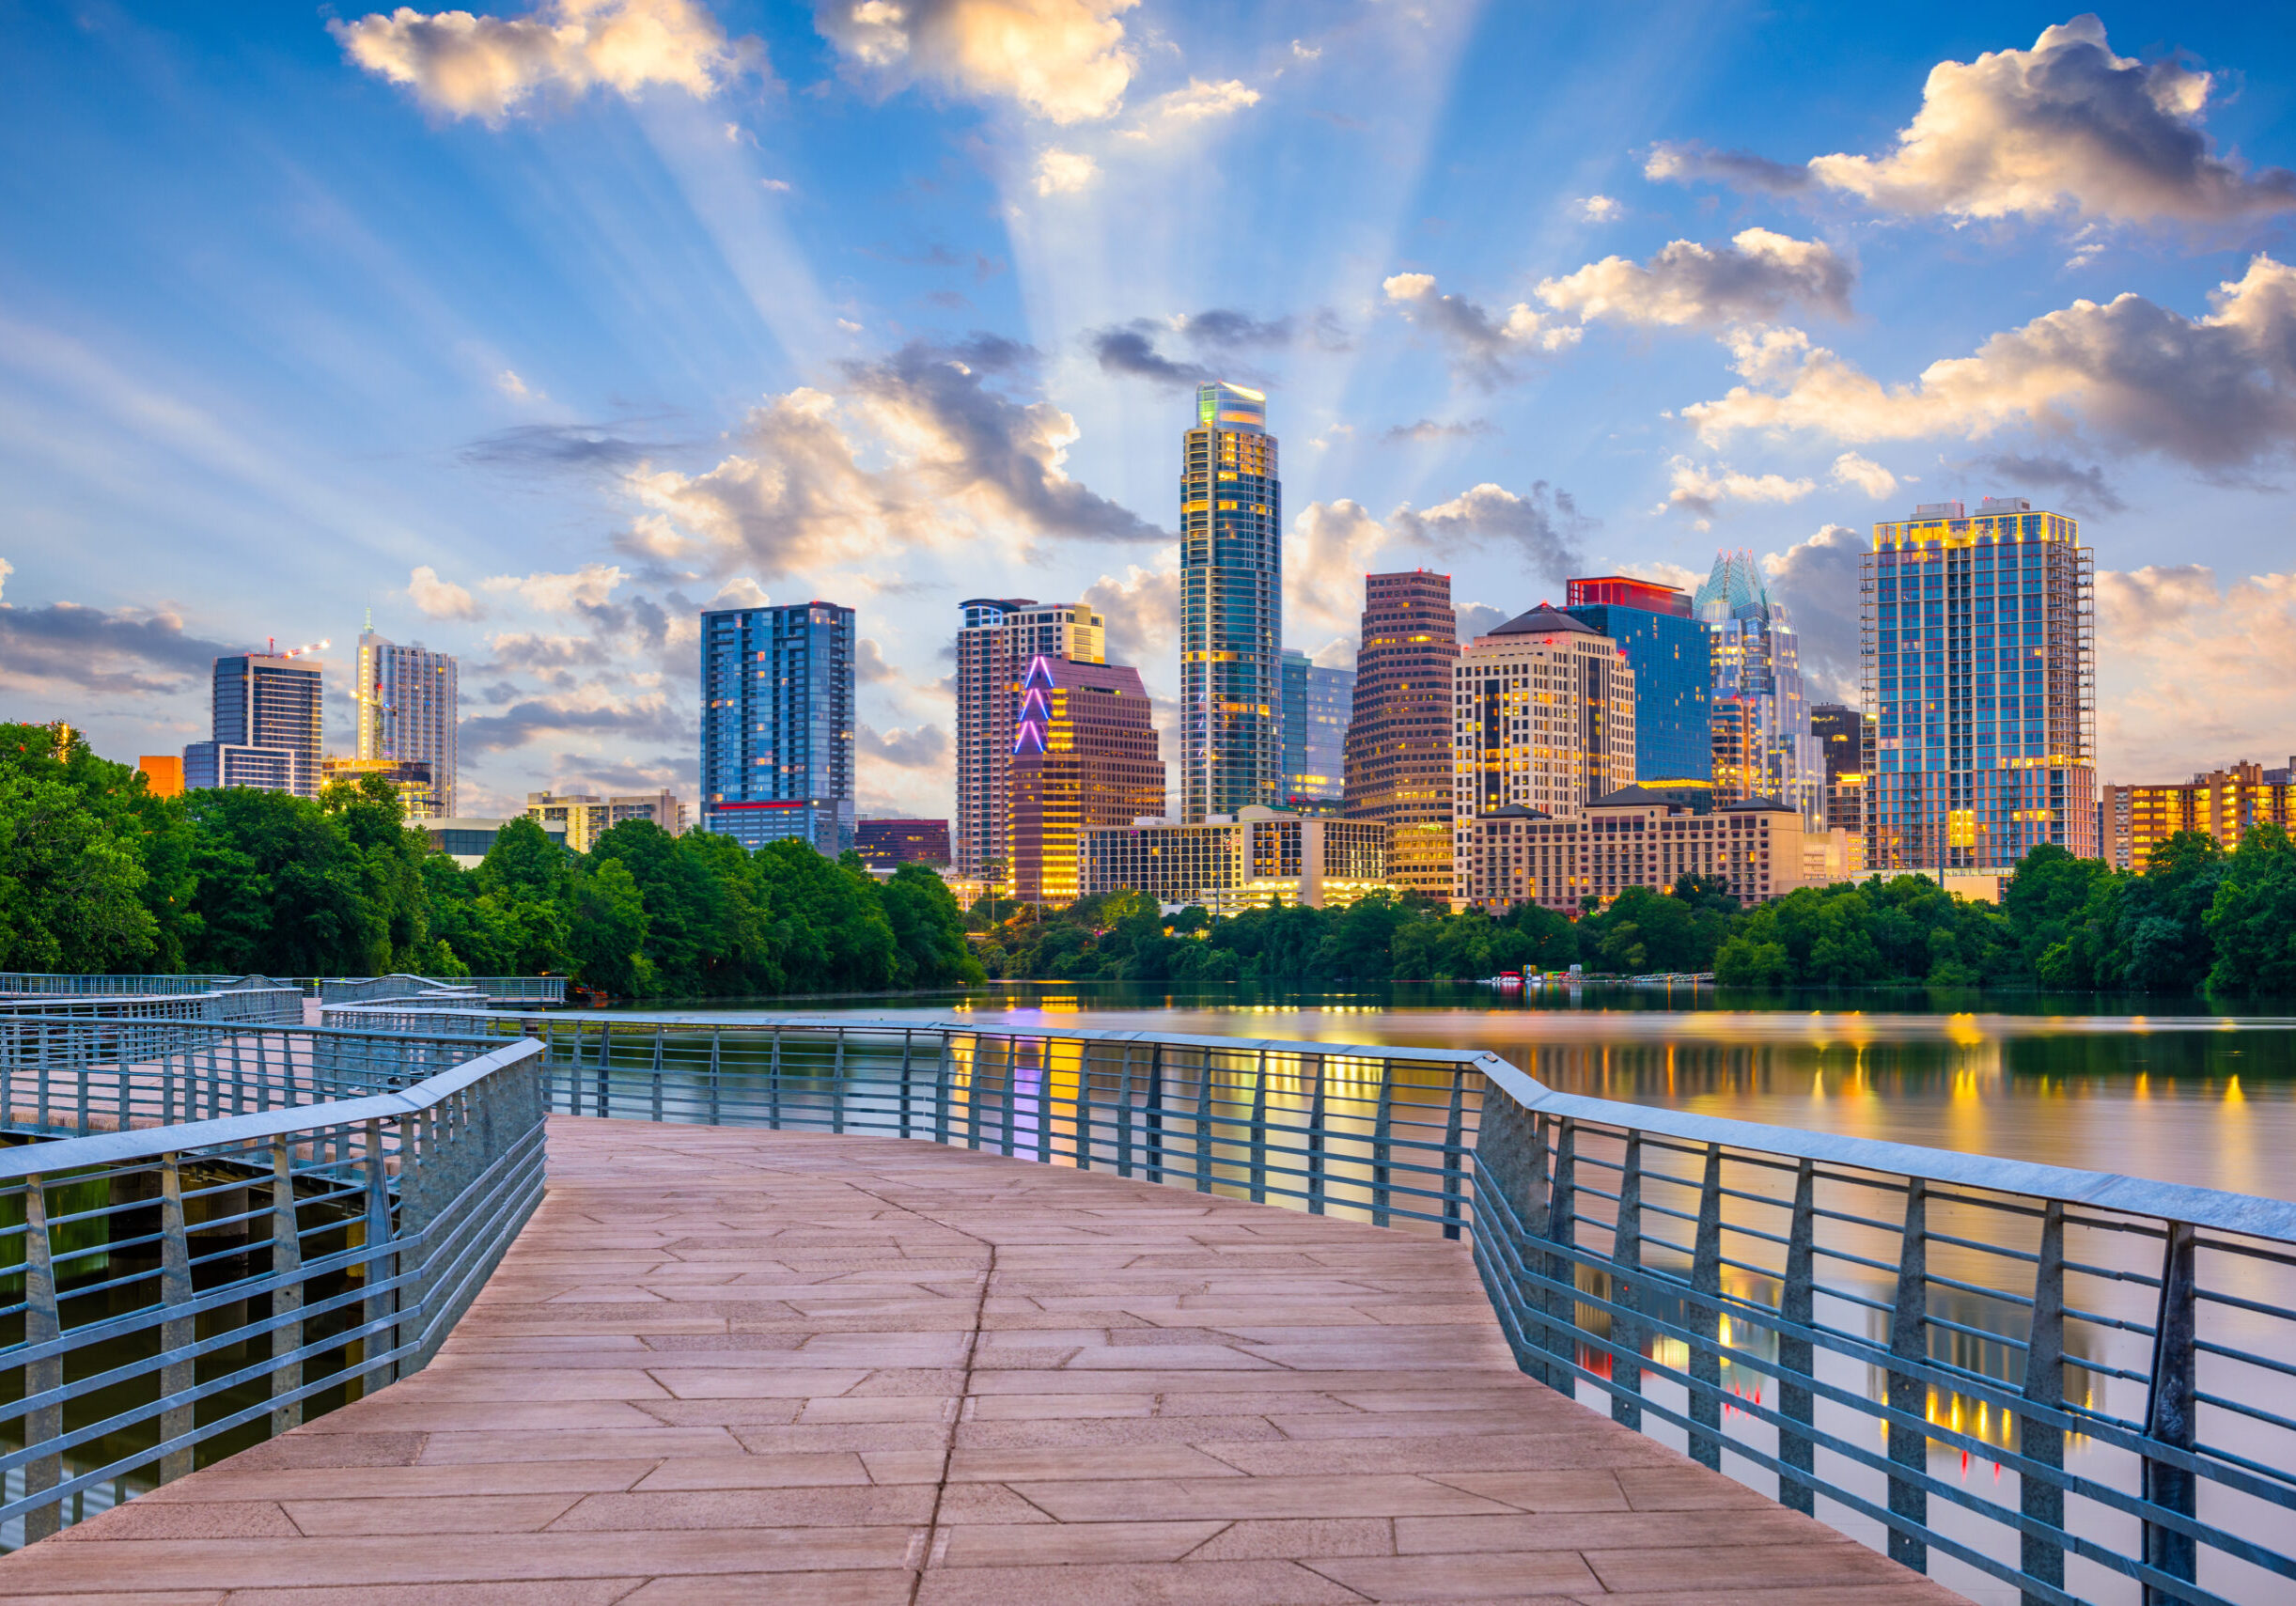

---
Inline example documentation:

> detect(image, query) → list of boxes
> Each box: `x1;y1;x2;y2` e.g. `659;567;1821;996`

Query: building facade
1564;576;1710;784
414;817;569;869
1460;791;1803;915
1809;703;1870;872
183;652;323;799
526;790;688;853
1864;498;2098;872
2100;763;2296;871
1007;655;1167;906
355;631;459;819
1081;806;1390;915
1280;649;1353;805
1343;570;1460;904
137;756;183;799
954;598;1106;879
699;601;855;854
322;756;438;817
1179;382;1282;821
856;819;953;868
1695;551;1820;830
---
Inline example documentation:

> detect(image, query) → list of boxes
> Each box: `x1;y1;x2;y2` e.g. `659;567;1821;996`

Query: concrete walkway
0;1118;1965;1605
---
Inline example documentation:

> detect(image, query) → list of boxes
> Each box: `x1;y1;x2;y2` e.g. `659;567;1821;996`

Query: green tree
0;764;159;972
181;787;384;975
753;841;897;991
565;858;653;996
2204;825;2296;996
881;863;985;988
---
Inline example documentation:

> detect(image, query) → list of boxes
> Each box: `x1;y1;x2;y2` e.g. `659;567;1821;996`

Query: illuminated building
136;756;183;799
1343;570;1460;903
1564;576;1710;783
856;819;952;868
1695;551;1820;828
323;756;438;818
1462;789;1803;914
525;790;688;852
1280;648;1352;805
417;817;568;869
1710;698;1756;806
1007;655;1166;906
699;601;854;855
1179;382;1282;821
183;651;323;799
1080;806;1390;915
1810;702;1869;874
2100;762;2296;871
955;598;1105;880
356;631;458;819
1864;498;2097;872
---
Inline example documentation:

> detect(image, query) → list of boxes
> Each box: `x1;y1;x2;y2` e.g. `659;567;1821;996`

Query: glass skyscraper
355;630;458;819
1280;648;1352;804
1179;382;1281;821
183;651;323;799
1695;551;1821;827
1864;497;2096;871
1563;576;1710;784
698;601;855;855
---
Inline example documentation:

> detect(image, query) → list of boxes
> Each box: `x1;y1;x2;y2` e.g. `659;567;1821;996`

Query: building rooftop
1721;797;1800;814
1476;803;1553;820
1489;603;1595;637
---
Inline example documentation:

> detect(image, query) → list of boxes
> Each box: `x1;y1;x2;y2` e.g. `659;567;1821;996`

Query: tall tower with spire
1179;382;1282;821
1694;549;1818;827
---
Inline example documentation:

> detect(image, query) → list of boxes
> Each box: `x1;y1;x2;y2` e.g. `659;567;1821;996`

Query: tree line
0;724;981;996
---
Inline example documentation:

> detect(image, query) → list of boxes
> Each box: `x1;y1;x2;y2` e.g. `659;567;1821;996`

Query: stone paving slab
0;1118;1971;1604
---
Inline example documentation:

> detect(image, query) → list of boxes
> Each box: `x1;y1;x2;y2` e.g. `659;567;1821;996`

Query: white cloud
1290;40;1320;62
705;576;770;609
1829;451;1898;498
856;722;951;769
1657;458;1815;520
2096;566;2296;777
1537;228;1852;328
1081;558;1180;673
482;562;627;612
1034;147;1099;195
760;177;792;194
494;368;539;400
331;0;752;122
1578;195;1622;223
1288;499;1390;646
1618;558;1702;594
1760;523;1866;699
816;0;1139;125
1382;273;1581;387
407;565;482;620
0;557;11;603
1122;77;1258;138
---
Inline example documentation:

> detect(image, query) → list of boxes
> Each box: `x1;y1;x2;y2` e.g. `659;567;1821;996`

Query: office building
1809;703;1869;873
1281;649;1354;806
1179;382;1283;821
955;599;1106;880
1695;551;1820;830
856;819;953;868
1864;498;2097;872
1007;655;1167;906
1460;790;1804;915
183;651;323;799
355;631;458;819
322;756;438;818
1081;806;1390;916
414;816;569;869
699;601;854;854
137;756;183;799
1344;570;1460;903
2100;763;2296;872
526;790;688;854
1710;699;1756;806
1564;576;1710;784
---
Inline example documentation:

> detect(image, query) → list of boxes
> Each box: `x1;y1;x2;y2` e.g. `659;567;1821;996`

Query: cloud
1034;148;1099;195
1382;418;1494;444
1806;16;2296;225
1658;458;1815;521
0;558;10;602
408;565;483;620
1683;256;2296;471
461;689;684;754
1288;499;1390;645
1537;228;1853;328
1088;326;1212;388
1081;559;1180;672
460;421;674;471
855;636;904;684
856;722;950;768
817;0;1138;125
705;576;771;609
1456;601;1510;641
2096;566;2296;776
1619;558;1703;593
0;600;236;695
1123;77;1258;138
495;368;539;400
331;0;753;122
1759;523;1866;700
1578;195;1622;223
1965;451;2127;514
1645;141;1814;194
1390;482;1587;583
1382;273;1581;388
483;562;627;613
1829;452;1898;498
1086;307;1318;389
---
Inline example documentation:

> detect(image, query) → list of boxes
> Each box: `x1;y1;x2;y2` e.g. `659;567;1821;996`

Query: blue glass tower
698;601;855;855
1179;382;1281;821
1280;647;1352;803
1563;578;1710;784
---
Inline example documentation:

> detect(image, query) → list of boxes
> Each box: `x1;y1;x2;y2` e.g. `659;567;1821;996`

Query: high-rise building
1081;806;1390;916
1695;552;1820;827
954;598;1106;880
1179;382;1282;821
2099;763;2295;872
1450;605;1637;869
1810;703;1871;844
1864;498;2097;871
183;652;323;798
1280;648;1353;805
699;601;854;854
525;790;688;853
1710;699;1757;806
1344;570;1460;902
1564;575;1710;784
1007;655;1167;905
355;631;458;819
856;819;953;868
323;756;437;817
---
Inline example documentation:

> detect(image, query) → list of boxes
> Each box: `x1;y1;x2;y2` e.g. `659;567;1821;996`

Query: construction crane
264;637;331;660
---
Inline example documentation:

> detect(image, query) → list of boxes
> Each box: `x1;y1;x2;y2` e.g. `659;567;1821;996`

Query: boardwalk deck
0;1117;1967;1604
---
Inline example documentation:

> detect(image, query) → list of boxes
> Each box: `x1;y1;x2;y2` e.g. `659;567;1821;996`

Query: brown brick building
1008;655;1166;905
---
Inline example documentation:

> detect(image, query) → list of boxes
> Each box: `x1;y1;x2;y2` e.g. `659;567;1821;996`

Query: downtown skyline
3;4;2294;823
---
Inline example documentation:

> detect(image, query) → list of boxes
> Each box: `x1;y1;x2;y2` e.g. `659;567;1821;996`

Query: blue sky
3;1;2292;819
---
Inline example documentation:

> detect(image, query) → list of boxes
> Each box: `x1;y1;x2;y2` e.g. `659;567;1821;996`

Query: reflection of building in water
1862;1289;2096;1455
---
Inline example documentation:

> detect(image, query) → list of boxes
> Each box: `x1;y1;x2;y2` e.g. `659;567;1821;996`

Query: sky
2;0;2293;820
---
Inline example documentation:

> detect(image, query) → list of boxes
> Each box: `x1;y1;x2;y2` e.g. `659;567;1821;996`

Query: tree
0;766;158;972
753;840;897;991
565;859;653;996
881;863;985;988
2204;825;2296;996
182;787;385;975
320;774;442;971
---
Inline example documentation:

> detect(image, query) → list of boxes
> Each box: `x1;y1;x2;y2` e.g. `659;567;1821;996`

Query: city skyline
3;7;2293;821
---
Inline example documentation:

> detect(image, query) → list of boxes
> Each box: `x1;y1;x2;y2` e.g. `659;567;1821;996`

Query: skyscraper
1810;703;1871;846
355;630;458;819
183;651;323;798
1451;604;1636;825
1864;497;2097;871
954;598;1106;880
1695;551;1820;825
1179;382;1281;821
1563;575;1710;784
698;601;855;854
1007;655;1166;905
1280;648;1353;805
1343;570;1460;903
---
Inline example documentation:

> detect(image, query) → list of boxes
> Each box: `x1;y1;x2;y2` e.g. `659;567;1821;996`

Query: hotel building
1460;790;1804;915
183;651;324;799
1007;655;1167;906
1343;570;1460;903
2100;762;2296;871
1280;648;1353;806
698;601;854;854
1563;576;1710;784
355;631;459;819
1179;382;1283;821
954;598;1106;880
1080;806;1390;916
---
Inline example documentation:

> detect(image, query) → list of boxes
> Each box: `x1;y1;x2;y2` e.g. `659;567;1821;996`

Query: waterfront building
698;601;854;855
855;819;953;868
1280;649;1353;806
2100;762;2296;871
182;651;323;799
526;790;688;853
1343;570;1460;904
136;756;183;799
356;631;458;819
1564;576;1710;784
1460;788;1803;915
954;598;1106;880
1864;497;2097;872
1080;805;1389;916
413;816;568;868
1179;382;1282;822
1007;655;1167;906
1810;703;1870;873
1695;551;1820;830
322;756;438;818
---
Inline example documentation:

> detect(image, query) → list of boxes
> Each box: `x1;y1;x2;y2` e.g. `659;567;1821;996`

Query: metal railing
324;1004;2296;1606
0;975;237;998
2;975;565;1006
0;1026;545;1547
0;990;304;1027
317;975;563;1006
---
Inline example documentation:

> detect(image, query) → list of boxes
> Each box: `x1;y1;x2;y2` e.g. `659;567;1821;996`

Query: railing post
709;1027;723;1127
1145;1042;1164;1183
1305;1053;1326;1215
2019;1199;2068;1606
898;1029;915;1141
21;1174;63;1543
1543;1118;1578;1384
832;1029;848;1135
1778;1156;1818;1516
1193;1050;1213;1195
362;1116;397;1390
650;1026;664;1124
934;1031;953;1146
1610;1130;1644;1430
1371;1068;1395;1228
269;1135;305;1434
1688;1143;1725;1472
965;1033;983;1151
1117;1044;1135;1179
769;1028;784;1130
1440;1072;1466;1240
2142;1220;2199;1604
1248;1050;1269;1205
1886;1177;1930;1574
1000;1035;1018;1159
1070;1040;1089;1171
593;1022;609;1119
158;1152;196;1482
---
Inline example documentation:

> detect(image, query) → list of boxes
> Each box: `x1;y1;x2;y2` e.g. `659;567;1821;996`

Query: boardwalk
0;1119;1965;1605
